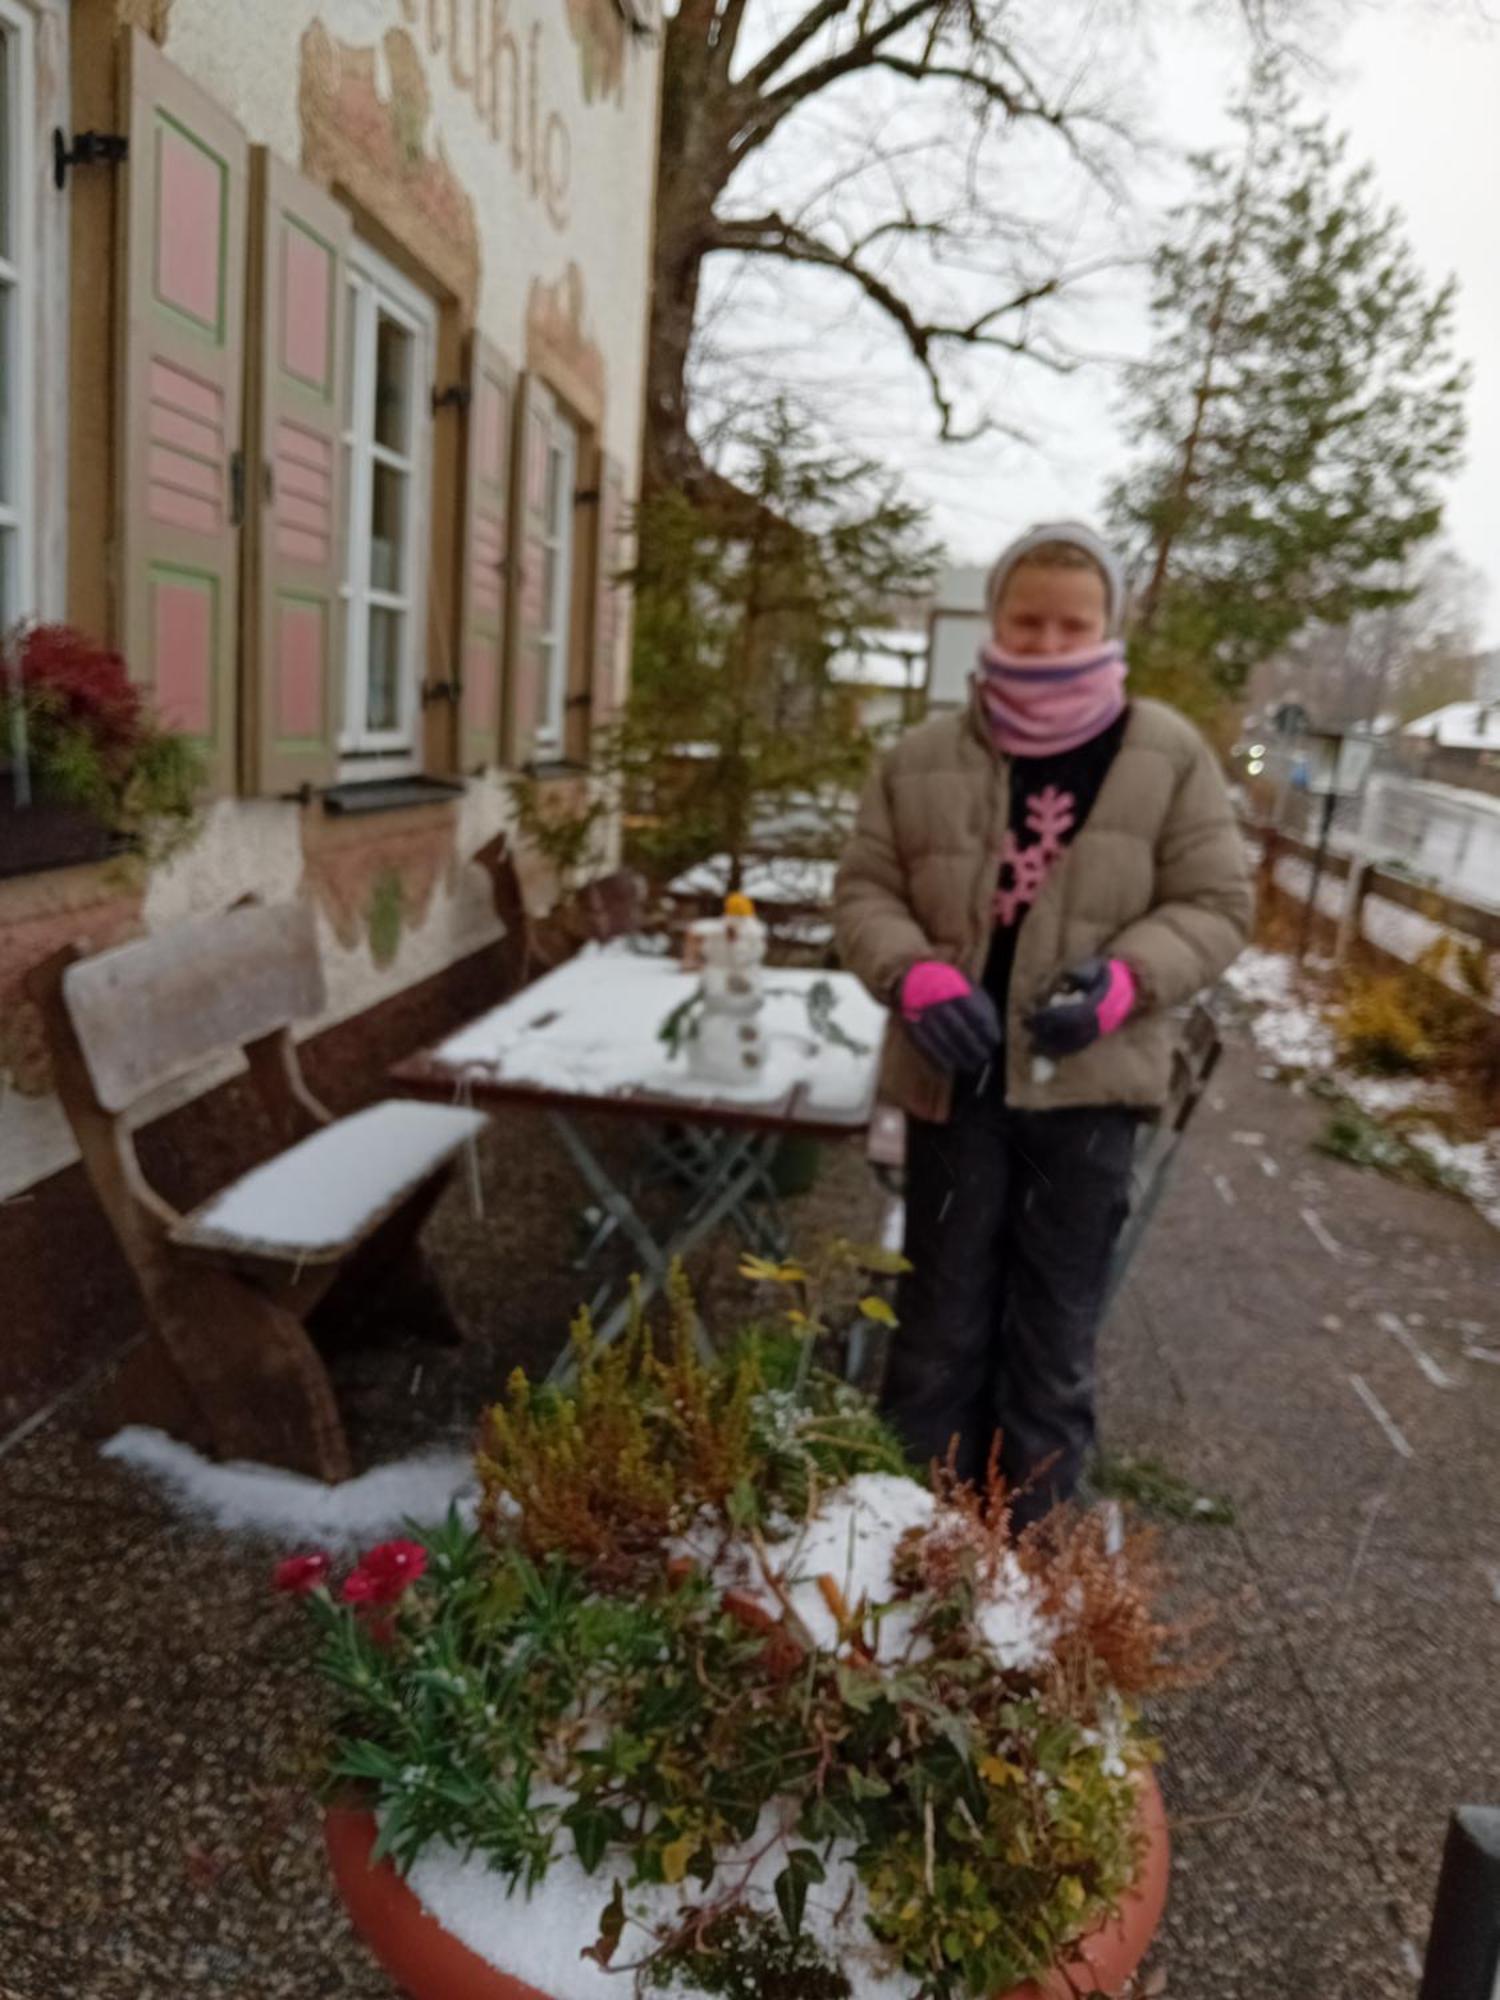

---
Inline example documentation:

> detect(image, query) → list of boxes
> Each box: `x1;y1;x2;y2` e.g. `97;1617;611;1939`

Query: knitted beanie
984;521;1127;636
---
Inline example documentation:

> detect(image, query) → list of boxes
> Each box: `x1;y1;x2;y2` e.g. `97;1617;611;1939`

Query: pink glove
1097;958;1137;1036
1026;957;1137;1058
899;962;1003;1073
900;961;972;1019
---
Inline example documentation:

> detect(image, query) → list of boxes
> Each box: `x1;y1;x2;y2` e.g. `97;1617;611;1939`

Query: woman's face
992;564;1109;658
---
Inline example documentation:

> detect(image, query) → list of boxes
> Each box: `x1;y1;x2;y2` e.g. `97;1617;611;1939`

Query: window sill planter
0;770;118;879
323;1775;1169;2000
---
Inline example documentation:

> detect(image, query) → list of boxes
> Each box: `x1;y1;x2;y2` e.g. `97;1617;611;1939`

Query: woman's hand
900;963;1003;1073
1026;958;1137;1058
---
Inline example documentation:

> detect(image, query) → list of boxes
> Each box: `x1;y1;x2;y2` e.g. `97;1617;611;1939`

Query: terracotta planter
325;1773;1169;2000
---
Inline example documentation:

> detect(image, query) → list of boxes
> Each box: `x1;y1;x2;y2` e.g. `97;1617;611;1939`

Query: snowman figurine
685;893;769;1084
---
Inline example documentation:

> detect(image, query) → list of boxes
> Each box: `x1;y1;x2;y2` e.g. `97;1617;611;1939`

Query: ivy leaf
660;1831;698;1884
858;1295;898;1327
580;1880;626;1968
774;1847;826;1938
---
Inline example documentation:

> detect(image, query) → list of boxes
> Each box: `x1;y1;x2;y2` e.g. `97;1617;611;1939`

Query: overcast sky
701;3;1500;646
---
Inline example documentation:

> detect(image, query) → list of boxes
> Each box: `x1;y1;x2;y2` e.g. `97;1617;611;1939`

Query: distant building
925;566;989;712
1400;700;1500;799
827;627;927;738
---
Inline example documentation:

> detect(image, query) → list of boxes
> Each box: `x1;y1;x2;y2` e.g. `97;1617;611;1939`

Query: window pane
0;284;9;506
374;312;411;454
0;529;11;629
544;441;563;535
367;606;404;733
370;462;407;592
0;30;10;264
342;279;359;428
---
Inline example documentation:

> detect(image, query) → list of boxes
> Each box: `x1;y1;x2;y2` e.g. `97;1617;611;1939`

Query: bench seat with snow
29;900;487;1483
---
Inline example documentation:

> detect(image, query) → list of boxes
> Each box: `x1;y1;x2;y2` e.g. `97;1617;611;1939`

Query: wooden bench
472;830;650;989
29;901;487;1481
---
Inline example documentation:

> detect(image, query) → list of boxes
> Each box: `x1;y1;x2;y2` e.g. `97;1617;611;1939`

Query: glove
1026;957;1137;1059
899;962;1003;1074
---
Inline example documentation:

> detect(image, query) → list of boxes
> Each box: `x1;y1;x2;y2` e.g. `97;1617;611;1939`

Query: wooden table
392;947;887;1377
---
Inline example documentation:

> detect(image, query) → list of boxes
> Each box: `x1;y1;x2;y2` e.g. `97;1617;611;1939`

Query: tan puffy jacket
834;692;1253;1120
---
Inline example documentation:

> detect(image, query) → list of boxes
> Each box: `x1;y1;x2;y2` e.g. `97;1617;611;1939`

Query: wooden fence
1253;823;1500;974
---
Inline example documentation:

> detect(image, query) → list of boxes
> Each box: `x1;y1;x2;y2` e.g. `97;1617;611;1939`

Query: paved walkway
1106;1044;1500;1997
0;1030;1495;1996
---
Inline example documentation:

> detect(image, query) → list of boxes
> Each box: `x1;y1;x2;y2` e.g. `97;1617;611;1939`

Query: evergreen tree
1111;62;1469;705
612;404;938;887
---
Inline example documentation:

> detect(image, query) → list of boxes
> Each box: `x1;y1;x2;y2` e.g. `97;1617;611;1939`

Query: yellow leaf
1060;1875;1086;1913
858;1295;898;1327
660;1833;697;1885
738;1255;782;1282
785;1309;810;1327
978;1755;1022;1787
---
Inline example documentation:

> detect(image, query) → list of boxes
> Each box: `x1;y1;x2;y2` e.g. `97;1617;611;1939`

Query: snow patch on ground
1222;950;1499;1232
1404;1131;1500;1228
100;1428;474;1547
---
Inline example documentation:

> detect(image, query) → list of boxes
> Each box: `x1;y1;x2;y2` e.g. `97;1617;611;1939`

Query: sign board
1292;732;1377;797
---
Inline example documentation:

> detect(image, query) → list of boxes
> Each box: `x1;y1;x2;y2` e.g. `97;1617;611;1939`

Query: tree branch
709;211;1089;440
733;0;937;153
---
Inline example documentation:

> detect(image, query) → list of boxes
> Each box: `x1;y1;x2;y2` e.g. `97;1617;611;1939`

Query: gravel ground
2;1040;1496;1998
0;1113;881;2000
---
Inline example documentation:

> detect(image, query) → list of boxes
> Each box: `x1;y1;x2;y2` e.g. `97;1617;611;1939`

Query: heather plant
282;1272;1195;1999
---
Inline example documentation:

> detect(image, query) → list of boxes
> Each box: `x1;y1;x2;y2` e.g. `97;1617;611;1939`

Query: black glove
904;982;1003;1074
1025;957;1113;1059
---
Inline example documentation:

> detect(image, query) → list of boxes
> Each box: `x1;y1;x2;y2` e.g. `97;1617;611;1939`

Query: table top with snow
395;947;887;1133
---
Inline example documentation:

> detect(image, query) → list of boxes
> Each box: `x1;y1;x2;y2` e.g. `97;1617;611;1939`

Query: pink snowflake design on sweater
993;784;1077;926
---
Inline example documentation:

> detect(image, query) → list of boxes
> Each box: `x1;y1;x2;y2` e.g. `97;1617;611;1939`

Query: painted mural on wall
526;262;607;424
300;24;483;316
300;801;459;968
563;0;631;104
393;0;579;226
0;869;145;1097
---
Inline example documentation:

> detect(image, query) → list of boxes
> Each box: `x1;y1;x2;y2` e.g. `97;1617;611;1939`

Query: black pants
885;1076;1137;1527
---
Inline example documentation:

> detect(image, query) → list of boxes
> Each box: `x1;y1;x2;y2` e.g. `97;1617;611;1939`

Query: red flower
273;1551;331;1597
340;1539;428;1608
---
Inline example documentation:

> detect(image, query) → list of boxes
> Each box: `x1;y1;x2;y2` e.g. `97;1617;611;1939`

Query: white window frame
535;409;578;758
339;238;434;779
0;0;36;634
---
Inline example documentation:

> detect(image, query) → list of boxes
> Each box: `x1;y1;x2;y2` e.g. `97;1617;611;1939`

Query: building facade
0;0;661;1215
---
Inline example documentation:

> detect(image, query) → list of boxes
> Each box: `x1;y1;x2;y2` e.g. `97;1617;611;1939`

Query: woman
834;521;1251;1525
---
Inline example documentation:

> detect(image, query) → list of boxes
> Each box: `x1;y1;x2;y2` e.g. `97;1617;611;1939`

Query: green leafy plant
281;1269;1200;2000
1;623;203;867
1315;1103;1465;1196
1090;1453;1236;1528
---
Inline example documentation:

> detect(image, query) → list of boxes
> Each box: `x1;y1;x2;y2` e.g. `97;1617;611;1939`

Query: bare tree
1254;541;1487;726
646;0;1311;496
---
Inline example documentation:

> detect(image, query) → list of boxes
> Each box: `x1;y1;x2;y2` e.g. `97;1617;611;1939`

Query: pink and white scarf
976;640;1127;758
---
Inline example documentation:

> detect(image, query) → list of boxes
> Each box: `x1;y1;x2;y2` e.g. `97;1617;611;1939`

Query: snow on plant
279;1270;1196;1999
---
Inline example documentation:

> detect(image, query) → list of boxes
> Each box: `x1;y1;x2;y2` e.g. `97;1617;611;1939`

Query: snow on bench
172;1101;486;1264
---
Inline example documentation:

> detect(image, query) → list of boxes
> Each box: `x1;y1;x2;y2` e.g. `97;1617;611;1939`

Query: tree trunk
1135;165;1255;638
642;14;742;499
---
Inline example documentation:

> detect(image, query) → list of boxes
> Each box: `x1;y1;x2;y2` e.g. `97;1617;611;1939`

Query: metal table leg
545;1113;785;1383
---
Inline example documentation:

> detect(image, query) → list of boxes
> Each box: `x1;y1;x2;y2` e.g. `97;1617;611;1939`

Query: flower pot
324;1772;1169;2000
0;770;115;878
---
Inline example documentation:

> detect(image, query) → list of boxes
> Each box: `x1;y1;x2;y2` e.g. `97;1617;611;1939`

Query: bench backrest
62;901;327;1114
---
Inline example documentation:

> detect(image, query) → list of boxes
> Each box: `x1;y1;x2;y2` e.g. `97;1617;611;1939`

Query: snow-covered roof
1403;701;1500;751
827;627;927;689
